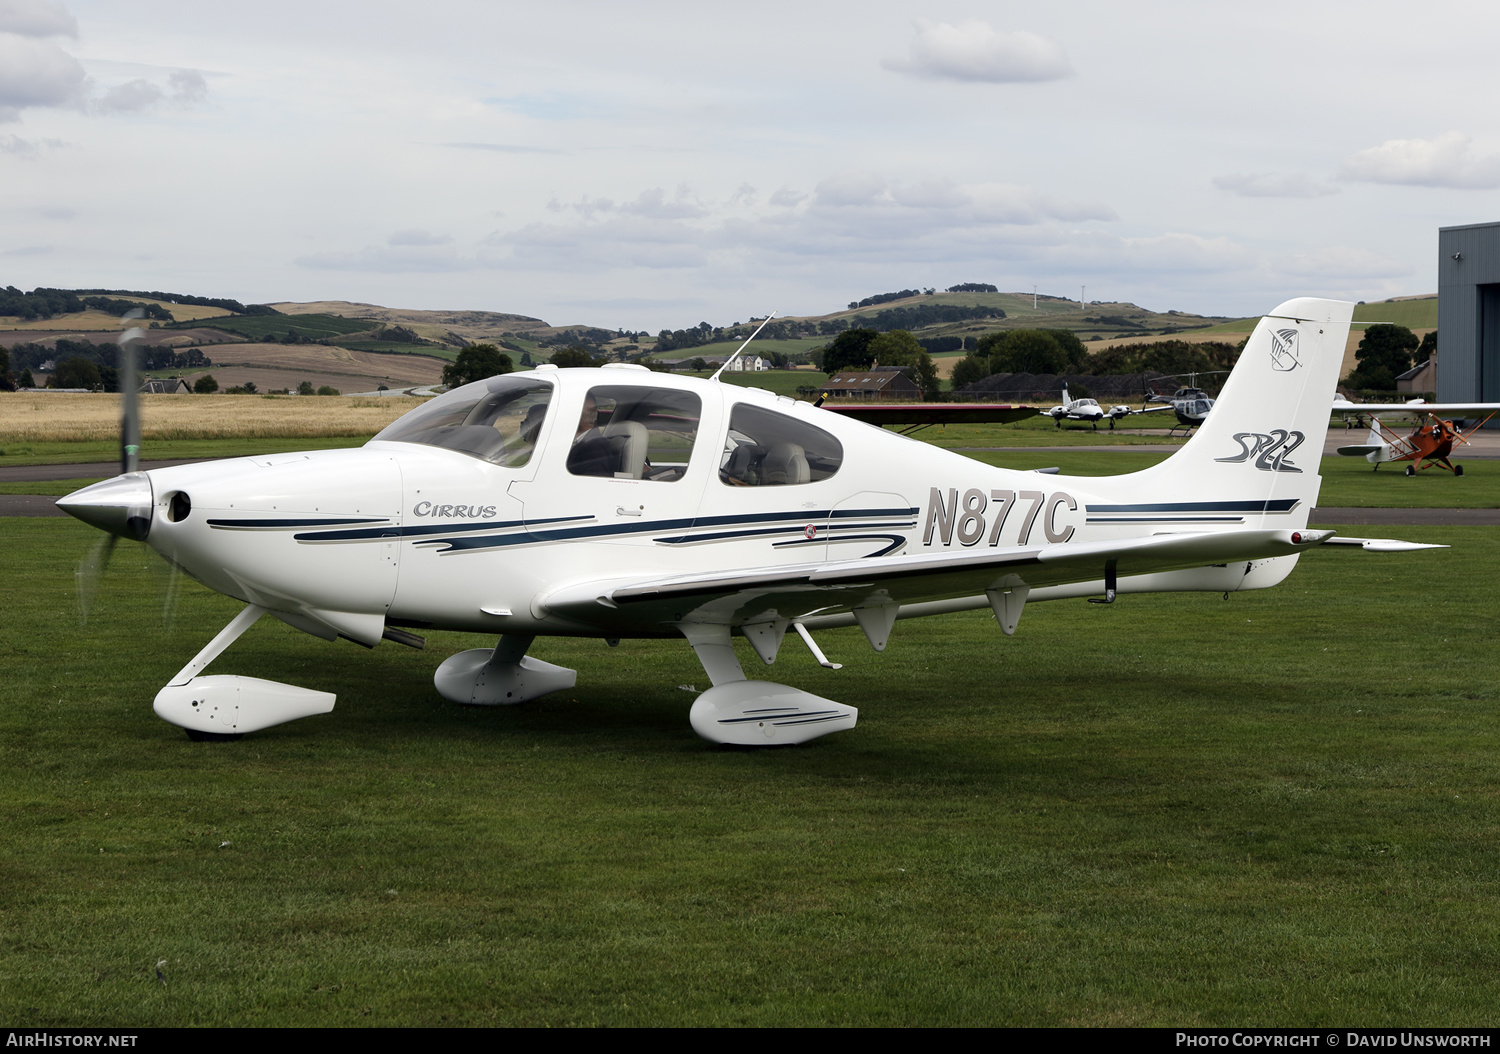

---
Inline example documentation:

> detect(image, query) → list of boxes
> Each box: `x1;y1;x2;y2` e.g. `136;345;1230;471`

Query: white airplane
59;298;1439;747
1044;385;1170;430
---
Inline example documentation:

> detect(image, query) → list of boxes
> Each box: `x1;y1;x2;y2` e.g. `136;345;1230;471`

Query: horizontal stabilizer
1319;536;1448;552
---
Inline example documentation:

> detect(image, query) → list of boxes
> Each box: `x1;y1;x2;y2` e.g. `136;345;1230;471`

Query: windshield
372;375;553;467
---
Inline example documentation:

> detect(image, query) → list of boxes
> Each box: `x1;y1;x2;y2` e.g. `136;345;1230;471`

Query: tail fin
1095;297;1353;526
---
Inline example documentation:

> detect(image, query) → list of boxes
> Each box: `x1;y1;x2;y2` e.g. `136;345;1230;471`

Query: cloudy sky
3;0;1499;329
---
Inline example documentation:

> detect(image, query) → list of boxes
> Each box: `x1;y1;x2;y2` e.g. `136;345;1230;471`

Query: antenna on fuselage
709;312;777;382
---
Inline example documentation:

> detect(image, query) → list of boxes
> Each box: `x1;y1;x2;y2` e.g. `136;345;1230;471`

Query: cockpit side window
566;385;702;481
719;403;842;486
372;375;552;467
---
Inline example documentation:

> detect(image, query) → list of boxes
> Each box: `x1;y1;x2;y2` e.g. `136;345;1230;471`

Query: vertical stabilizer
1093;298;1353;527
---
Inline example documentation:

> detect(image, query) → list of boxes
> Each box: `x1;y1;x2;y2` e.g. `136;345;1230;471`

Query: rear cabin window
372;375;552;467
719;404;843;486
566;385;702;482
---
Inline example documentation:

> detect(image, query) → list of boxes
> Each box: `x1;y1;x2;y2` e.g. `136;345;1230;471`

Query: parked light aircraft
1043;385;1167;430
1332;397;1500;474
59;298;1438;746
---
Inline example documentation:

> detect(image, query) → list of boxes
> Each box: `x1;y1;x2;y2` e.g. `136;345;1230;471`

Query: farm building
820;366;920;400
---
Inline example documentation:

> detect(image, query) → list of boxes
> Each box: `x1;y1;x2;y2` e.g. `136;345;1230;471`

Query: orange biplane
1333;398;1500;475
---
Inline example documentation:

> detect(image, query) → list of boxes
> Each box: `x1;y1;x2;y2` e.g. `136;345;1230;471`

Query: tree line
7;338;213;391
948;335;1242;391
72;288;276;315
1;285;276;320
1343;324;1433;391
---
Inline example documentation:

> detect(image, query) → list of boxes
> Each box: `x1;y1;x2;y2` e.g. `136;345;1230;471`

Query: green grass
336;341;457;361
0;477;104;496
0;435;368;468
4;518;1499;1025
1315;451;1500;507
172;314;375;341
655;338;829;361
915;415;1186;448
670;368;823;399
952;450;1500;508
1178;299;1439;341
1354;299;1438;330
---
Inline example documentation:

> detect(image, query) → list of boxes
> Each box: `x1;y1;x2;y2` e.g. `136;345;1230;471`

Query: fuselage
119;364;1304;645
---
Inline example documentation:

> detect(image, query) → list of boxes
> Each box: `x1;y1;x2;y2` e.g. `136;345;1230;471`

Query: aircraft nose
57;472;154;541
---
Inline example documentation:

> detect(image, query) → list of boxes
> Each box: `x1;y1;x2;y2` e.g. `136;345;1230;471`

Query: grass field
1190;299;1439;340
3;517;1497;1026
170;314;375;341
675;368;822;398
0;300;270;333
0;310;127;332
1355;298;1439;330
6;378;1499;1025
653;338;829;362
0;393;424;446
338;341;457;361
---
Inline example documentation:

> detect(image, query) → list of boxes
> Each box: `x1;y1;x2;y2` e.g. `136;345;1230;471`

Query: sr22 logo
924;487;1077;547
1214;430;1306;473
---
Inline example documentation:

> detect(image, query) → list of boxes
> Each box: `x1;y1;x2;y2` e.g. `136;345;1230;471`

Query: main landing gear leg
153;603;336;740
676;622;858;747
433;633;577;706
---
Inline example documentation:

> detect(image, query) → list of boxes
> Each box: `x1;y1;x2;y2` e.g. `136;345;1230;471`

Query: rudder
1096;297;1353;526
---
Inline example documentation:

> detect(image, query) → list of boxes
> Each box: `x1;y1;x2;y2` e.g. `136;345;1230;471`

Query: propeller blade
161;557;181;630
76;534;118;625
119;309;144;475
152;533;183;630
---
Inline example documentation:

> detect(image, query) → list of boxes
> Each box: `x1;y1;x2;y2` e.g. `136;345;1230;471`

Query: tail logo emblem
1215;430;1306;473
1269;328;1301;371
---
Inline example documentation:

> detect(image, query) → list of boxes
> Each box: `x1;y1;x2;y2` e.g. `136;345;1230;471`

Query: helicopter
1145;371;1230;435
58;299;1437;747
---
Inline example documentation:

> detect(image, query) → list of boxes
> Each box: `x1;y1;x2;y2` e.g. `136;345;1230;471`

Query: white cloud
0;132;66;155
805;173;1114;228
295;244;475;274
0;0;76;38
812;172;887;207
494;215;710;272
1058;232;1254;275
1213;172;1338;198
94;78;164;114
443;142;564;155
552;186;707;221
466;174;1120;280
1339;132;1500;189
90;69;208;115
0;33;84;121
1279;246;1408;279
882;20;1073;84
168;69;207;105
388;229;452;247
